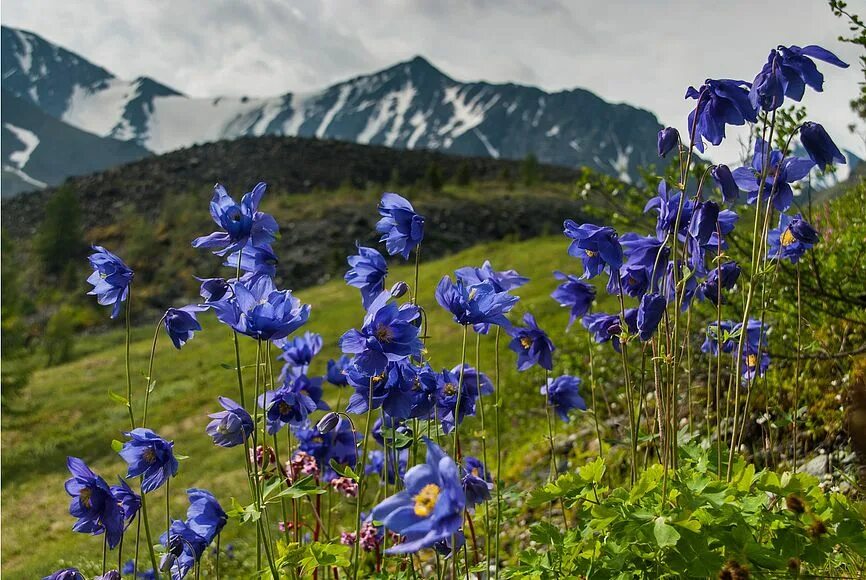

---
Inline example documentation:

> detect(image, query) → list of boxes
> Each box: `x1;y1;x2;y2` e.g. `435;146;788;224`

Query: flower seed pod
390;281;410;298
316;412;340;434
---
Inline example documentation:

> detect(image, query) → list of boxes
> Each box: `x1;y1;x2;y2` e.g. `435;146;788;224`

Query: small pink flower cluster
287;451;319;481
330;476;359;497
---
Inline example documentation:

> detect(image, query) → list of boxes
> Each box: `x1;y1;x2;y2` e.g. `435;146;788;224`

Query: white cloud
3;0;863;161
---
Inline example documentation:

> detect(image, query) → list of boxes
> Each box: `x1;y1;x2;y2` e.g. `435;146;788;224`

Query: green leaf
579;457;605;484
111;439;124;452
629;463;663;502
108;390;129;406
653;516;680;548
329;459;360;482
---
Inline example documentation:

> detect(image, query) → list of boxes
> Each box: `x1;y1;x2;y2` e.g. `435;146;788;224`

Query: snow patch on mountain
4;122;40;168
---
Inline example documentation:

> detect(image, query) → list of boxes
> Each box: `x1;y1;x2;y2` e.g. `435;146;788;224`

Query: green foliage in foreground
516;446;866;579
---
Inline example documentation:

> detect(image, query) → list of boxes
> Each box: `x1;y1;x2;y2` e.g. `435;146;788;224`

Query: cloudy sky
3;0;863;161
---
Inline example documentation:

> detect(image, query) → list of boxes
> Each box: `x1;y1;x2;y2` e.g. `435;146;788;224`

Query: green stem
493;326;503;580
140;489;160;579
142;314;167;428
474;332;491;572
352;379;375;580
125;290;136;428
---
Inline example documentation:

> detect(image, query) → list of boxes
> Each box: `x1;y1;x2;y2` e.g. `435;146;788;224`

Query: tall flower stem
412;244;422;305
125;291;136;428
352;379;375;580
165;477;171;533
543;370;557;481
794;262;802;470
615;280;637;484
141;314;167;428
493;326;503;580
587;334;603;459
452;325;470;460
139;490;160;578
474;332;491;572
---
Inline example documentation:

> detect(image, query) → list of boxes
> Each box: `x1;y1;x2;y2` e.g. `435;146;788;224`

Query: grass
1;235;621;578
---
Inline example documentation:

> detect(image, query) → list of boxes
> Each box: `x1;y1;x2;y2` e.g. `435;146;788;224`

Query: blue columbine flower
685;78;757;152
371;437;465;554
435;277;519;328
551;271;596;329
346;244;389;309
606;265;654;299
163;305;206;349
450;364;494;398
742;350;771;383
696;261;741;304
294;417;362;482
160;520;208;580
276;331;323;374
455;260;529;292
701;321;736;355
206;396;253;447
87;246;134;319
663;261;699;312
685;200;721;275
286;372;330;411
435;367;479;435
644;181;694;241
192;182;279;256
345;360;416;418
196;277;230;303
711;164;740;203
211;275;310;341
407;363;442;419
110;477;141;528
376;193;425;259
258;385;318;435
636;293;666;341
767;213;820;263
657;127;680;158
507;313;555;371
339;291;422;373
732;139;815;212
583;310;636;353
750;45;848;111
462;456;493;508
326;355;352;387
119;429;179;494
65;457;125;548
542;375;587;422
223;244;278;277
799;122;846;170
186;489;227;543
43;569;84;580
563;221;624;277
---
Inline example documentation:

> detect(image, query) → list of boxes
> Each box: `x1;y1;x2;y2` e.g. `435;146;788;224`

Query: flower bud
657;127;679;158
800;122;845;170
316;412;340;434
710;164;738;203
390;281;410;298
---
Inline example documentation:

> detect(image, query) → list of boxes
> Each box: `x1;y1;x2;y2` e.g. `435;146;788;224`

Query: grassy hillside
1;235;623;578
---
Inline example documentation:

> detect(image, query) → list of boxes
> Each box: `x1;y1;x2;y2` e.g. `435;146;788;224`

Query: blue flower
345;360;416;418
326;355;352;387
800;122;846;170
87;246;134;319
450;364;494;397
186;489;227;543
685;79;757;152
636;293;666;341
507;313;555;371
462;456;493;508
376;193;425;259
563;221;624;277
435;277;518;328
732;139;815;212
742;350;771;382
696;261;741;304
192;182;278;256
223;244;278;277
294;418;362;482
750;45;848;111
286;372;330;411
663;261;699;312
206;397;253;447
767;213;819;263
196;277;230;303
407;363;442;419
163;305;206;349
711;164;739;203
701;321;736;355
657;127;680;158
258;385;318;435
551;271;596;328
65;457;125;548
455;260;529;292
644;181;694;241
340;291;422;373
119;428;179;494
371;438;465;554
583;310;636;353
366;449;409;484
435;367;478;435
110;477;141;528
43;569;84;580
542;375;587;422
606;265;655;299
159;520;207;580
211;275;310;341
276;331;323;373
346;244;388;309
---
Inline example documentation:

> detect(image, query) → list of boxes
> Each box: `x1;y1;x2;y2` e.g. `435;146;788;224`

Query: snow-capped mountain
2;24;662;191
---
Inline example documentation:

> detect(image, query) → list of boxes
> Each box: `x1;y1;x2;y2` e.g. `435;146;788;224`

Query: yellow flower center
375;324;394;343
468;287;478;300
279;402;291;415
585;249;597;257
746;354;758;367
519;336;532;350
372;372;385;384
444;383;457;396
780;228;796;247
80;487;93;508
143;448;157;464
413;483;441;517
471;467;480;477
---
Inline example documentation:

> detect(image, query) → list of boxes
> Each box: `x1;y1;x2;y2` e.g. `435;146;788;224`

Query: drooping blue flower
735;319;768;354
644;181;694;241
435;277;518;328
742;350;771;382
294;417;362;482
163;305;206;349
450;364;494;398
223;244;278;277
366;449;409;484
196;277;230;303
339;291;422;373
65;457;125;548
701;321;736;355
657;127;680;158
800;122;846;170
663;261;699;312
407;363;442;419
276;331;323;373
462;456;493;508
286;372;330;411
110;477;141;528
87;246;134;319
636;293;666;341
685;79;758;152
711;164;740;203
750;45;848;112
43;569;84;580
732;139;815;212
371;437;465;554
326;355;352;387
582;310;636;353
159;520;208;580
210;275;310;341
696;261;741;304
186;489;227;543
206;396;253;448
258;385;318;435
606;264;655;298
435;367;479;435
563;221;624;277
346;244;388;309
192;182;278;256
507;313;555;371
617;233;669;292
119;428;179;494
345;360;416;418
376;193;425;259
767;213;820;263
685;200;721;275
455;261;529;293
542;375;587;422
551;271;596;328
